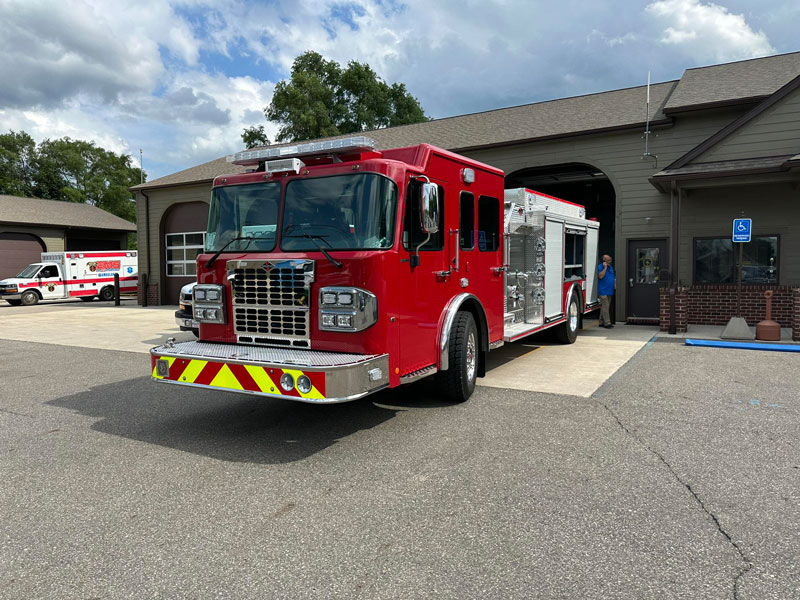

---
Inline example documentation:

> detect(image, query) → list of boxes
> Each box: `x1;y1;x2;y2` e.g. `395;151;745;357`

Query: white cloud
0;0;791;181
646;0;774;62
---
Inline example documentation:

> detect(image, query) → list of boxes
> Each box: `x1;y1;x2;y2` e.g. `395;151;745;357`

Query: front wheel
21;290;39;306
555;291;580;344
435;311;478;403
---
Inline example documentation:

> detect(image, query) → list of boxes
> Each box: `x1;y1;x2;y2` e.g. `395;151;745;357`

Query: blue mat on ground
685;339;800;352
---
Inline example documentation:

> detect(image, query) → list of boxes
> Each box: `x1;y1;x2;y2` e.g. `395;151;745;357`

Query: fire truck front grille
229;261;314;348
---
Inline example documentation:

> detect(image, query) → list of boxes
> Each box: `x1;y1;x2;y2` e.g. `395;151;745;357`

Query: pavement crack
596;399;753;600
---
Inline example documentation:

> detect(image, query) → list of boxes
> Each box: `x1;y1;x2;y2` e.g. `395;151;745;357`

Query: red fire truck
151;137;600;403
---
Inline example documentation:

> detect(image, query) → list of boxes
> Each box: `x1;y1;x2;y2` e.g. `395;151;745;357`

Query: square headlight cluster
193;284;227;324
319;287;377;332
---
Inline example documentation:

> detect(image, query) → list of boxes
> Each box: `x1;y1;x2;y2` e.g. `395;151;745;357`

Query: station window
460;192;475;250
402;179;445;251
694;236;778;284
166;231;206;276
477;195;500;252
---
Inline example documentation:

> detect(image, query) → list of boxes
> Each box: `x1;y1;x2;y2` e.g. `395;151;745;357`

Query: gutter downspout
142;190;150;307
669;181;680;334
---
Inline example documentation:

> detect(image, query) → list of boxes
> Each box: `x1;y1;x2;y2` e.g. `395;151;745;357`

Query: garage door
0;232;46;279
162;201;209;305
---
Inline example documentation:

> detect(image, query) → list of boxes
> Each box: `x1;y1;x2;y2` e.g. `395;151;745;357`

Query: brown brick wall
793;289;800;342
686;285;794;327
138;281;160;306
661;285;800;332
659;287;688;333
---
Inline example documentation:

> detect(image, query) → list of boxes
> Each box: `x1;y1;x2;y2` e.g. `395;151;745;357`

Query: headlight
193;284;226;324
318;287;377;332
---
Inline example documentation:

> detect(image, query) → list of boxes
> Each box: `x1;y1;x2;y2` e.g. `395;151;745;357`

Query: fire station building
0;195;135;279
131;52;800;333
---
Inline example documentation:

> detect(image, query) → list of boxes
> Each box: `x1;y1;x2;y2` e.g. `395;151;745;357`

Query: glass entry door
627;239;666;319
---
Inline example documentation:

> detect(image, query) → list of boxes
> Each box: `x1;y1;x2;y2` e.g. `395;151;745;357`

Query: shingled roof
132;51;800;192
0;195;136;231
664;51;800;113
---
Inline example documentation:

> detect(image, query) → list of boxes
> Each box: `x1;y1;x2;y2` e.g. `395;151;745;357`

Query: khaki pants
599;295;612;325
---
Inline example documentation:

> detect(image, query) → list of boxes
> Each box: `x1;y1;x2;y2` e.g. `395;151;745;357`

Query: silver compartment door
585;225;599;306
544;218;564;319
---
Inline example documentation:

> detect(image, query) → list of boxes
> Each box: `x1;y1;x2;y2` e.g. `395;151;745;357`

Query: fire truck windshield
206;182;280;252
281;173;397;251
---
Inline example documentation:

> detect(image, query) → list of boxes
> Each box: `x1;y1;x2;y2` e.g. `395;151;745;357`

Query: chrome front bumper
150;340;389;404
1;291;21;300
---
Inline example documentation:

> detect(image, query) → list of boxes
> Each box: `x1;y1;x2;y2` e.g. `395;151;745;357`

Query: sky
1;0;798;182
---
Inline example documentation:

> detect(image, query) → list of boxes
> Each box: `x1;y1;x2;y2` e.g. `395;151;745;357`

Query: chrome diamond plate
152;340;382;368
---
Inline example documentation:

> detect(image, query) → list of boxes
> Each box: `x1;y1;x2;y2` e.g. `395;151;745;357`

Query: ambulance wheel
556;291;580;344
99;286;114;301
79;296;95;302
21;290;40;306
436;311;478;403
6;299;21;306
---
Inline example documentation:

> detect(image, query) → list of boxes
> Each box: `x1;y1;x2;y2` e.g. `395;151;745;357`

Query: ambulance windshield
281;173;397;251
16;264;42;278
206;182;280;253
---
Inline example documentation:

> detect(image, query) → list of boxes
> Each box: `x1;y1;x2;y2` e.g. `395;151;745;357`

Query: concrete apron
0;306;657;397
481;322;658;398
0;305;194;354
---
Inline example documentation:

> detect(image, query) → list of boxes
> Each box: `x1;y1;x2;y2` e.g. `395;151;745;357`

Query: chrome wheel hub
569;299;579;331
466;332;476;382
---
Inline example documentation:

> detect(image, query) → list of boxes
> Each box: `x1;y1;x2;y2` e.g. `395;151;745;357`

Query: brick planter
661;285;800;334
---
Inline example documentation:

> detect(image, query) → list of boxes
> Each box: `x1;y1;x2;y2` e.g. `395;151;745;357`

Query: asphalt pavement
1;335;798;599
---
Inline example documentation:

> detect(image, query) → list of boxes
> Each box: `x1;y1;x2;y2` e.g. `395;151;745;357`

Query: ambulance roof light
227;136;378;166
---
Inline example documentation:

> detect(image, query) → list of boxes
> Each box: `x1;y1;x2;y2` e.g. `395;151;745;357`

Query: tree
32;137;141;223
0;131;36;197
266;51;429;142
0;130;143;224
241;125;270;149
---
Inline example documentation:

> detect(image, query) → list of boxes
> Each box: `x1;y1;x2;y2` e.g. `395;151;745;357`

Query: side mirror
420;182;439;235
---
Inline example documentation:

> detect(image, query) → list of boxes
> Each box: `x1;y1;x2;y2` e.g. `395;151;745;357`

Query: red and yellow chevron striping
151;355;326;400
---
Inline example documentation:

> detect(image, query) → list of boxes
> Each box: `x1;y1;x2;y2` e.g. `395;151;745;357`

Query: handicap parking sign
732;218;751;243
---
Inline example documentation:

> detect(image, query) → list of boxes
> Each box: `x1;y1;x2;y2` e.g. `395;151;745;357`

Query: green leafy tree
241;125;270;149
266;51;428;142
32;137;141;223
0;130;37;197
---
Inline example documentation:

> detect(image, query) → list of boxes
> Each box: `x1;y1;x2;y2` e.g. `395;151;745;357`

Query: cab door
397;178;450;376
37;264;64;299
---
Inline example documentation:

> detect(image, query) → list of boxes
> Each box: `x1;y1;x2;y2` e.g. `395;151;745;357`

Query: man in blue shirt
597;254;616;329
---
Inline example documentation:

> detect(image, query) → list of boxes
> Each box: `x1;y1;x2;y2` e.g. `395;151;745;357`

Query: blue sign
732;218;751;243
127;267;133;274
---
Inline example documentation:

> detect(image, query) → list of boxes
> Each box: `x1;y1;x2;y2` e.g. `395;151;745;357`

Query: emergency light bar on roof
227;136;378;166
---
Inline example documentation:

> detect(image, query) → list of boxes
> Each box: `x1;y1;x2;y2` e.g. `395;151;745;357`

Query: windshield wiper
287;233;343;269
204;235;256;268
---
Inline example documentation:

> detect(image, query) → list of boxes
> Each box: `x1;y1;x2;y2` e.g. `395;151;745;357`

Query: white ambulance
0;251;138;306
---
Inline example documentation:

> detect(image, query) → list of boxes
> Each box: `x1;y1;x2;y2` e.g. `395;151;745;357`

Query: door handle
629;277;634;288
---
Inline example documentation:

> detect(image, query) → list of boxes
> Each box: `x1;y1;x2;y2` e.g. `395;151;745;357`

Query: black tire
79;296;95;302
99;286;114;301
191;328;199;337
556;290;580;344
436;311;478;403
21;290;39;306
5;299;22;306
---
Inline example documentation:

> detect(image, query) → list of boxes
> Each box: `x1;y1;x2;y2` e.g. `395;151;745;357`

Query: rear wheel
436;311;478;403
556;290;580;344
99;286;114;301
21;290;39;306
5;299;22;306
